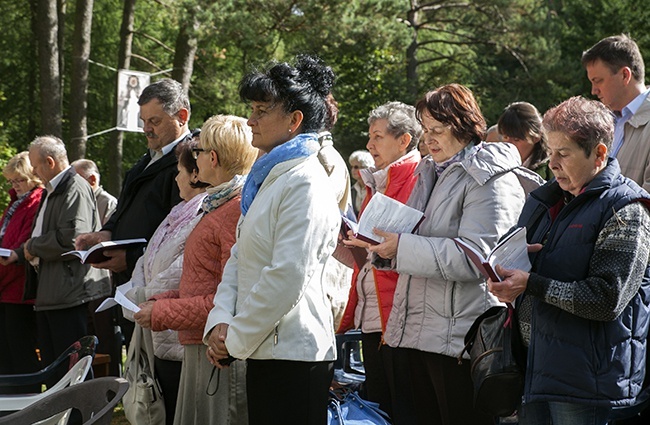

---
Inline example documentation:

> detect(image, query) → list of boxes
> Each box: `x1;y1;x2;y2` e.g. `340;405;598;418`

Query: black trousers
401;348;493;425
36;303;89;387
86;299;122;376
0;303;41;394
154;356;182;425
361;332;418;424
247;359;333;425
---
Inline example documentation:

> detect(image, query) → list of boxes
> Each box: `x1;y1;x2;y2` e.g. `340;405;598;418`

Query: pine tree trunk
36;0;62;137
69;0;94;161
171;5;199;96
107;0;136;196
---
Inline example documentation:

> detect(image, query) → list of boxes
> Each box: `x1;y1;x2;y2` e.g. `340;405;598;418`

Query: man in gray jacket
3;136;111;379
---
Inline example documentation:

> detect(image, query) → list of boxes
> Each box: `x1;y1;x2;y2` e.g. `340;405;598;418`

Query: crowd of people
1;33;650;425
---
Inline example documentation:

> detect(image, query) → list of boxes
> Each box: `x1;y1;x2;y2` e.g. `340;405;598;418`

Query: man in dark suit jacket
75;78;191;373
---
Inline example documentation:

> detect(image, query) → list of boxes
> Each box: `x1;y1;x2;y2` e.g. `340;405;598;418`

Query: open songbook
63;238;147;264
453;227;531;282
341;192;425;245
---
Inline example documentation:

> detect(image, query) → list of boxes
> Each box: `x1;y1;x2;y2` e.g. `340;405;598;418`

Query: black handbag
459;303;525;417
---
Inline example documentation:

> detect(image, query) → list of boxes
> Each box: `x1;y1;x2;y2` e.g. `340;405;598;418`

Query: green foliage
2;0;650;174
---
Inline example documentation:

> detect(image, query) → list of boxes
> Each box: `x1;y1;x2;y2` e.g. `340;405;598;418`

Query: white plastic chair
0;355;93;413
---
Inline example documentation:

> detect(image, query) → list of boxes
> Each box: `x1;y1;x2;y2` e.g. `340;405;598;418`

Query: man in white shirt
582;34;650;190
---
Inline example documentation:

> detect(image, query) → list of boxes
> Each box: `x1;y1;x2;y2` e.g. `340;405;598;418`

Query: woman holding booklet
124;136;209;425
488;97;650;425
338;101;422;423
0;152;43;391
350;84;542;425
134;114;257;424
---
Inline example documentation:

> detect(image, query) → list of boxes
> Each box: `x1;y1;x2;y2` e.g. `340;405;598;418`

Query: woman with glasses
204;55;341;425
125;137;209;425
0;152;43;392
358;84;541;425
338;101;422;423
134;115;257;425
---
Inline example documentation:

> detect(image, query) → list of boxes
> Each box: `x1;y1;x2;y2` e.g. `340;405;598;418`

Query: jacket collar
628;94;650;128
443;141;521;185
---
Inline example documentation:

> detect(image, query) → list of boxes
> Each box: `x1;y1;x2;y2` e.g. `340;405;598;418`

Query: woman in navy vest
488;96;650;425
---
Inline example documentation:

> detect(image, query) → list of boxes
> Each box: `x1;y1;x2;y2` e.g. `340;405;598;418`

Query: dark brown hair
415;83;486;145
176;137;210;189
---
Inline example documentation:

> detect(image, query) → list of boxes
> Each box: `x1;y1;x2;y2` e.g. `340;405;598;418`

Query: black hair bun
295;54;335;97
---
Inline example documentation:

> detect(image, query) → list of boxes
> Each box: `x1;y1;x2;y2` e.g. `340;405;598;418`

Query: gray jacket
23;168;111;311
384;142;543;357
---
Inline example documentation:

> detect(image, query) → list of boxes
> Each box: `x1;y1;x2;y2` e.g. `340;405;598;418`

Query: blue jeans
519;401;611;425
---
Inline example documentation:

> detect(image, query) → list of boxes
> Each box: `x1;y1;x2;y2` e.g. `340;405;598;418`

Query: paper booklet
453;227;531;282
62;238;147;264
0;248;13;258
341;192;425;245
95;281;140;313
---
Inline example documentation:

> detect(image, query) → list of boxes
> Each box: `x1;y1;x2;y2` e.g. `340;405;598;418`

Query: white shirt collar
622;88;650;119
46;166;71;193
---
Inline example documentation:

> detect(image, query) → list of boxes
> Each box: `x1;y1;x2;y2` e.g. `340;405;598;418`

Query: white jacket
204;155;340;361
384;142;543;358
126;210;203;362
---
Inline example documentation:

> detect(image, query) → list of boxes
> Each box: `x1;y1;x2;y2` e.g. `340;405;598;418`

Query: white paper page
0;248;12;258
488;227;531;273
95;281;141;313
357;192;423;243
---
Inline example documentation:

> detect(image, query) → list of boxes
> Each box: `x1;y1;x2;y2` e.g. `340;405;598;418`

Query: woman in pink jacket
0;152;43;393
134;115;258;425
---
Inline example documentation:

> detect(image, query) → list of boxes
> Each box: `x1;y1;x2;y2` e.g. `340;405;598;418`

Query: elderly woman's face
548;131;602;197
366;119;408;170
420;110;467;163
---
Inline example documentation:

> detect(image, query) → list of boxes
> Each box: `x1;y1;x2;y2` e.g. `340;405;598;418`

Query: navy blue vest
517;159;650;406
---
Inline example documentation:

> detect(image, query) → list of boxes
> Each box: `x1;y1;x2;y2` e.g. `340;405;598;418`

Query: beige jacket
617;95;650;191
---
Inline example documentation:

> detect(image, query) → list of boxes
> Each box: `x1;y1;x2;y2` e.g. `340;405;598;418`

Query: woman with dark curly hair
204;55;341;425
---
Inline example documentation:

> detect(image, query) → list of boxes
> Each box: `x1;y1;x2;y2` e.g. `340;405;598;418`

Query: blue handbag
327;389;392;425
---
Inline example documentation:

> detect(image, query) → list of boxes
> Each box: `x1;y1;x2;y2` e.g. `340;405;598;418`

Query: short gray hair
349;150;374;168
71;159;100;181
29;135;68;165
138;78;191;116
368;101;422;151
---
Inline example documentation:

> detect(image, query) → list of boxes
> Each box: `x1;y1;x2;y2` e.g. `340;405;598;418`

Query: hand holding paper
95;281;141;314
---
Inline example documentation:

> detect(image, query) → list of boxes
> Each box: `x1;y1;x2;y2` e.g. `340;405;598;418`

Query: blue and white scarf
241;133;319;215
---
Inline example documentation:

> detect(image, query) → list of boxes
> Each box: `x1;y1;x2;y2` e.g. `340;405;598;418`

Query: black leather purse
459;303;525;417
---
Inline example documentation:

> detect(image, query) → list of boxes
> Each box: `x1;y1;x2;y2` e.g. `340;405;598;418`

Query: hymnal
341;192;424;245
454;227;531;282
63;238;147;264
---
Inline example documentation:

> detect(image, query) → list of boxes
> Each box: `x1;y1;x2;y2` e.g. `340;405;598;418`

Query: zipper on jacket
273;326;278;345
450;282;456;325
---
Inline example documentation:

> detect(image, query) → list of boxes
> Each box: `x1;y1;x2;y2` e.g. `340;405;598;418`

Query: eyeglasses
191;148;206;160
7;178;27;185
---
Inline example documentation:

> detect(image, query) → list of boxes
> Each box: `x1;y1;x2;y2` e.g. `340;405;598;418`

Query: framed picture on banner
116;70;150;132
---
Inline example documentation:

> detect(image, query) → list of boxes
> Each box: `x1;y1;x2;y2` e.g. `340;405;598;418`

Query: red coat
150;195;240;345
338;152;420;334
0;187;44;304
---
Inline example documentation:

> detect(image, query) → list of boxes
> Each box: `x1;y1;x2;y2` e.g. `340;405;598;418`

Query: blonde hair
200;115;258;177
2;151;42;188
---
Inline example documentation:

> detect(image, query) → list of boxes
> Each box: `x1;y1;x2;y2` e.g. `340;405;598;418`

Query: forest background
1;0;648;211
